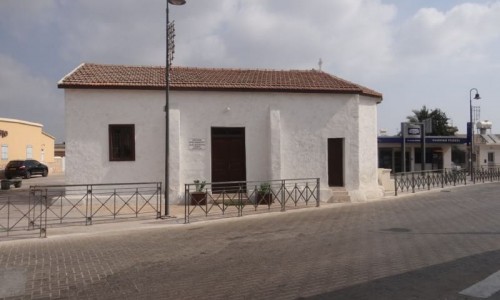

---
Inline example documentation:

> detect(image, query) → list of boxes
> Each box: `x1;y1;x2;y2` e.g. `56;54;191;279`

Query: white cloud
369;2;500;135
0;54;64;141
174;0;397;79
2;0;500;139
57;0;166;65
395;2;500;68
0;0;399;78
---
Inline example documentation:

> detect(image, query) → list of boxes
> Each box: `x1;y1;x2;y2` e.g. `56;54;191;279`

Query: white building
58;63;383;203
377;135;467;172
476;120;500;168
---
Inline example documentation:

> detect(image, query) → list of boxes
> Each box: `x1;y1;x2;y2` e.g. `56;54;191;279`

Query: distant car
4;160;49;179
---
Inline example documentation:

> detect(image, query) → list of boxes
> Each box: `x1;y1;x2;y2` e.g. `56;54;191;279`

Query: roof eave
58;84;382;98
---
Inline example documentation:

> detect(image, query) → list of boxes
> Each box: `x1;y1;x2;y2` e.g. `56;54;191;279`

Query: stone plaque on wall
189;138;206;150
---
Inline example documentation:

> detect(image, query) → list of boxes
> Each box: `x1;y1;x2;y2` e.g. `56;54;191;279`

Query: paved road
0;172;65;193
1;183;500;299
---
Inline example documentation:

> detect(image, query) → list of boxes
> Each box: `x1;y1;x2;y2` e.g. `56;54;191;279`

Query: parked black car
4;160;49;179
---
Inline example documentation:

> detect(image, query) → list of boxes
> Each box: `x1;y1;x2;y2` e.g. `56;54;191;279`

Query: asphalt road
1;182;500;299
0;173;65;204
0;172;65;191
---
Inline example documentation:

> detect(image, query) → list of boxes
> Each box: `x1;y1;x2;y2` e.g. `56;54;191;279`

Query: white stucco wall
442;146;453;169
174;91;271;193
65;88;381;203
65;89;165;185
478;145;500;167
356;97;383;200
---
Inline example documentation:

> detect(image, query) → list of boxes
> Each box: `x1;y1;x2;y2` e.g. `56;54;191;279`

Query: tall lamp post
165;0;186;217
469;88;481;179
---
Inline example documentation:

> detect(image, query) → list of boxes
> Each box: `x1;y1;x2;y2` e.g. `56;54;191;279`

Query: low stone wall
47;157;65;174
378;168;394;194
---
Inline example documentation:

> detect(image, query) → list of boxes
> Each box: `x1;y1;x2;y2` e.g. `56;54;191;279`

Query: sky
1;0;500;142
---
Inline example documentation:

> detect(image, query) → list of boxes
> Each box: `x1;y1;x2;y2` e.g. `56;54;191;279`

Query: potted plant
257;182;273;205
190;180;207;205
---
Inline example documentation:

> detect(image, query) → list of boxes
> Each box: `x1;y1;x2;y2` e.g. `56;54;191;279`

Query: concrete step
327;187;351;203
383;190;396;197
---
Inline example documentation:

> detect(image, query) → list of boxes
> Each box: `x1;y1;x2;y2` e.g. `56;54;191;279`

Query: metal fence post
427;173;430;190
27;190;32;229
238;185;243;217
411;173;415;193
135;187;139;217
394;173;398;196
184;184;189;224
58;190;63;224
281;180;286;212
41;194;48;238
28;188;33;229
157;183;162;219
113;188;117;219
86;185;92;225
6;199;10;236
316;178;320;207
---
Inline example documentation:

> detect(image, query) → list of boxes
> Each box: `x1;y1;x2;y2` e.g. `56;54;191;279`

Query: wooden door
211;128;246;192
328;138;344;187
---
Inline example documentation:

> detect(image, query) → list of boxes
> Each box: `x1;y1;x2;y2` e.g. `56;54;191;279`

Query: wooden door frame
211;127;247;184
328;138;344;187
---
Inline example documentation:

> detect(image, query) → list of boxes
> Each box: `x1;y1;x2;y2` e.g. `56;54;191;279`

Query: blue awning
378;136;468;144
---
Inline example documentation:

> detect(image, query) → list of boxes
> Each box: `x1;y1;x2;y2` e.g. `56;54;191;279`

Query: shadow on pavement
300;249;500;300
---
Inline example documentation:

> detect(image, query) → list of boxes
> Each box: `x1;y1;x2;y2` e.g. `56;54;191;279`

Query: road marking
460;270;500;298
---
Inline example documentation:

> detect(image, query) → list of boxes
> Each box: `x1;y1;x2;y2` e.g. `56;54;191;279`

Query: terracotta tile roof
58;63;382;100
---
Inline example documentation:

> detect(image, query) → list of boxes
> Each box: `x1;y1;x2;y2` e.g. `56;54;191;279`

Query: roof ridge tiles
82;63;328;74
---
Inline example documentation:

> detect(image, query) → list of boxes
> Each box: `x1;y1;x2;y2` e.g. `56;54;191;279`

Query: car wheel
42;169;48;177
24;171;31;179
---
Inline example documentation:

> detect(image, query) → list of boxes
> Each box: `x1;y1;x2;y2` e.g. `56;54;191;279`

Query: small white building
58;63;383;203
476;120;500;168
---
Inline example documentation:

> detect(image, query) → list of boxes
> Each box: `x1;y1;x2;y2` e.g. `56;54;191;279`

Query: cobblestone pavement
2;183;500;299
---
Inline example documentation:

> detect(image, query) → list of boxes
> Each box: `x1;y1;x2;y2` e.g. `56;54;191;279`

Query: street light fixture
469;88;481;179
165;0;186;217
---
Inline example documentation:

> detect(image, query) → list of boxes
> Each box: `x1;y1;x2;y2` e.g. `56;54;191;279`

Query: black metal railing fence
184;178;320;223
0;196;46;239
472;167;500;183
0;182;161;239
394;169;467;195
394;167;500;195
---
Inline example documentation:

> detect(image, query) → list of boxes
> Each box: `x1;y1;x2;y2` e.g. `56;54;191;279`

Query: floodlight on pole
168;0;186;5
165;0;186;217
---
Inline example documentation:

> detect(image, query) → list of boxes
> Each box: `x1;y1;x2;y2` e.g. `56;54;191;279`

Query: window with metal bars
109;124;135;161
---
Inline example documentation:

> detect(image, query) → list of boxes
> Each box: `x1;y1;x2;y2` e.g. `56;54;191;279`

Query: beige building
0;118;55;169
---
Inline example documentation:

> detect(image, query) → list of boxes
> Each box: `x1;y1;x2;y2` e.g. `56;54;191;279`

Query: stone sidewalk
30;202;333;239
2;183;500;299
